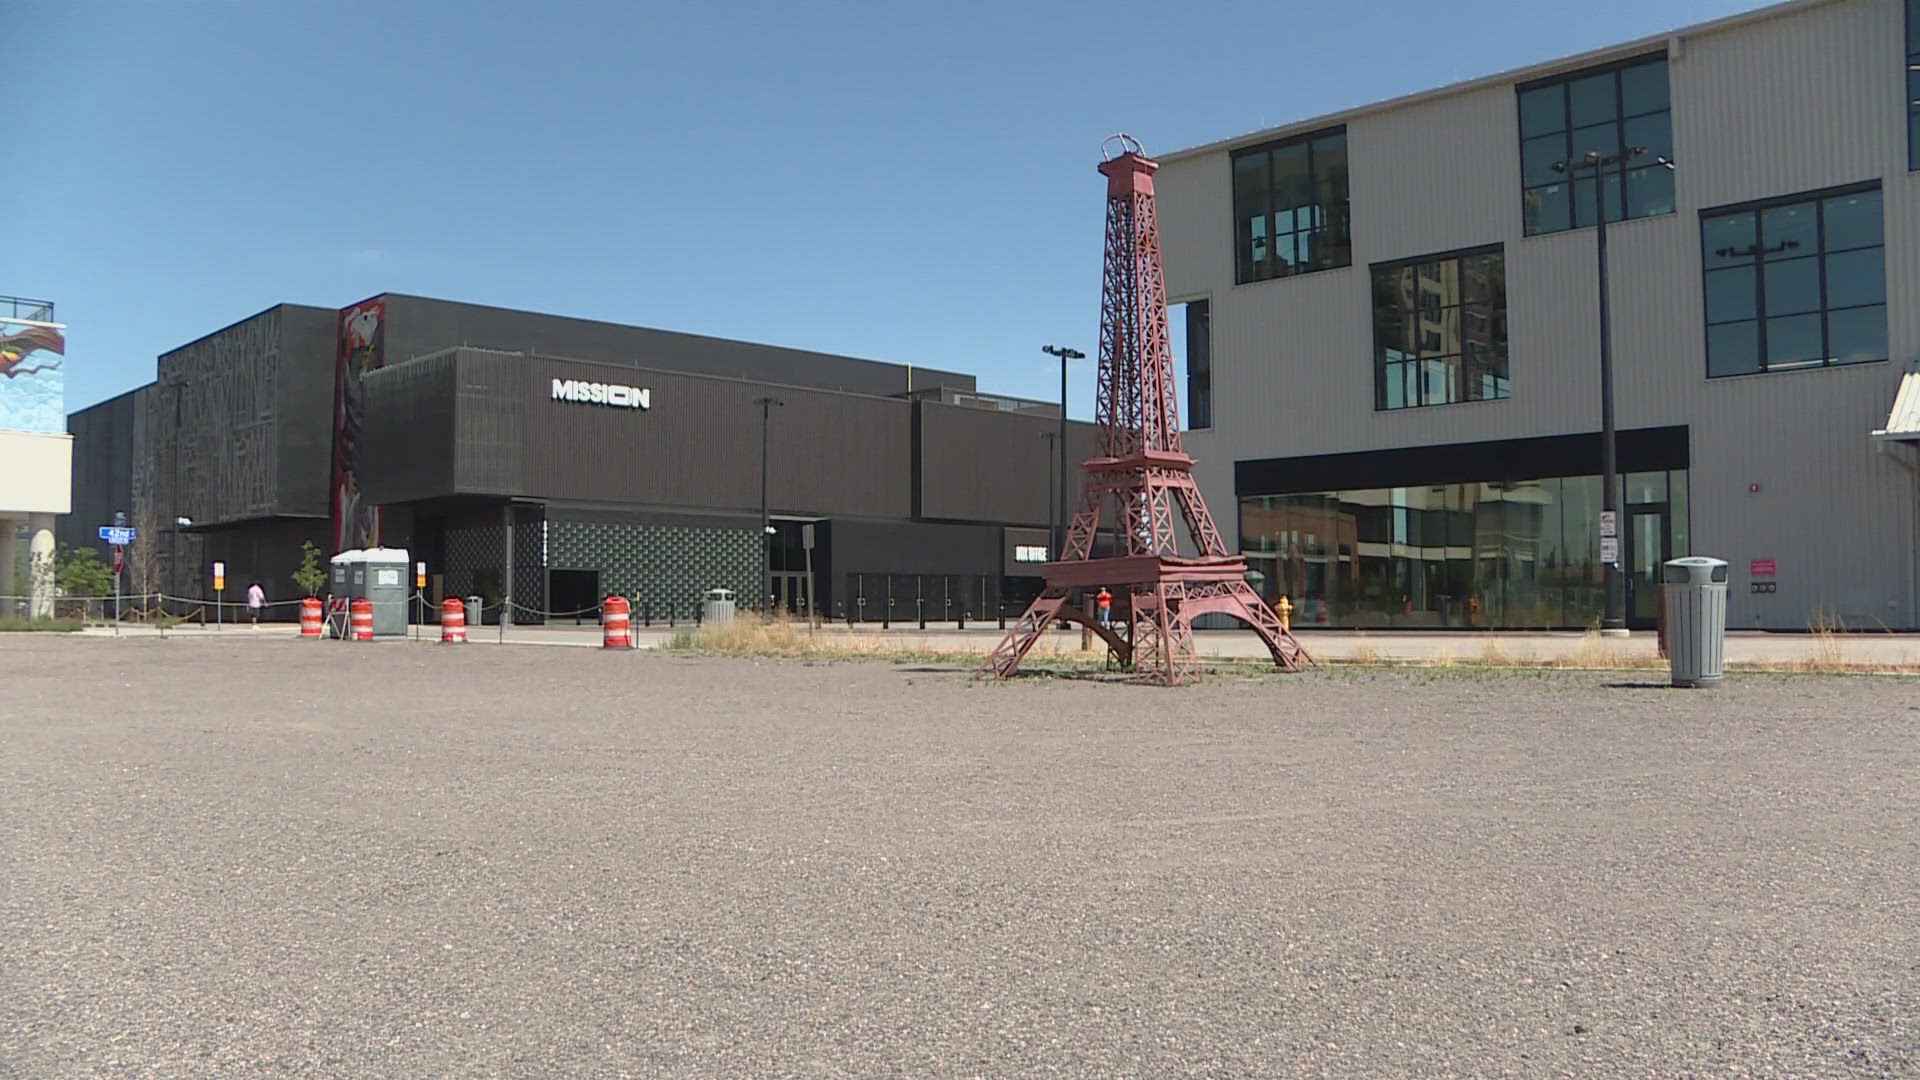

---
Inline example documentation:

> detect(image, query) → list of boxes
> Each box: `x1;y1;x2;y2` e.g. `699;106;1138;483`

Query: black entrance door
548;569;601;622
1625;505;1669;630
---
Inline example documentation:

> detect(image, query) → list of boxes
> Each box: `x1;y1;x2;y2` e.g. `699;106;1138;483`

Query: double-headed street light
1040;345;1085;560
1553;146;1675;636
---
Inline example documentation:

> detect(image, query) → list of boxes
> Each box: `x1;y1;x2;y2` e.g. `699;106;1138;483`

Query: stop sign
113;545;124;574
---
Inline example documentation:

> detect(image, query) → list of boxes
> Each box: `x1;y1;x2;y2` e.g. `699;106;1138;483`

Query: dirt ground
2;634;1916;1077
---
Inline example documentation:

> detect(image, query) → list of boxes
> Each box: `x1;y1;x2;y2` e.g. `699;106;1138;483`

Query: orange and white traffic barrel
603;595;631;649
350;598;374;641
441;597;467;644
300;598;323;638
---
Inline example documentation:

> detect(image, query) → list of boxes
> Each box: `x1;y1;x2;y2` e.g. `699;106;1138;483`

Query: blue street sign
98;526;135;545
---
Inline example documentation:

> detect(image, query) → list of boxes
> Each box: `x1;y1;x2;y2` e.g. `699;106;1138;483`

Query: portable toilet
360;547;412;637
329;548;361;599
327;549;361;638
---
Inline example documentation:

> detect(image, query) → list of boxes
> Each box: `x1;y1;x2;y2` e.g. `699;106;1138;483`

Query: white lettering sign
551;378;651;410
1014;545;1049;563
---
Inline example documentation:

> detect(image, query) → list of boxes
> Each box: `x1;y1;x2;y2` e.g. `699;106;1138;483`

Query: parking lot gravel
2;634;1916;1077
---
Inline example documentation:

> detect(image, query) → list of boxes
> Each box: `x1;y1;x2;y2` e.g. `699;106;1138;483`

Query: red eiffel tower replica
985;136;1311;685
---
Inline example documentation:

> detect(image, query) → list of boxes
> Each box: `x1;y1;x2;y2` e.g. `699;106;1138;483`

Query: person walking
246;581;265;627
1095;586;1113;629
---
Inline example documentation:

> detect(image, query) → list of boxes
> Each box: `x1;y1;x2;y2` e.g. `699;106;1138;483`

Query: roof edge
1158;0;1840;164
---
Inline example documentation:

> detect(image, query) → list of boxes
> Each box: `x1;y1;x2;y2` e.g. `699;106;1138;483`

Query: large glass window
1701;184;1887;377
1909;0;1919;169
1517;54;1674;235
1240;470;1687;629
1230;127;1351;285
1373;247;1508;410
1184;299;1211;430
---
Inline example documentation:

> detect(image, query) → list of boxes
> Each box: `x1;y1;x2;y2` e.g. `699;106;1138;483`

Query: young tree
54;544;113;600
292;540;327;598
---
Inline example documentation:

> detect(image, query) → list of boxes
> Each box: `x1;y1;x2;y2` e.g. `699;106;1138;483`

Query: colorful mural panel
0;299;64;434
331;295;386;552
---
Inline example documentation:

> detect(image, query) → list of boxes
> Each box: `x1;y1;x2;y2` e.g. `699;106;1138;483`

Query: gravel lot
2;635;1916;1078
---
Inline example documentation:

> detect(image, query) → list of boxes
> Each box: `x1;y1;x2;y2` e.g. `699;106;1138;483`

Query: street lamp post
1040;345;1085;559
1553;146;1674;636
755;395;784;613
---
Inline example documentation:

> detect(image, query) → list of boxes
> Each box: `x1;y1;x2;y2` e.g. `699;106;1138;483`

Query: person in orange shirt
1095;587;1113;629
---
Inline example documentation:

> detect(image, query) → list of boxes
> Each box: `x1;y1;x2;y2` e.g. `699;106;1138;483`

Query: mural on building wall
332;295;386;553
0;303;64;434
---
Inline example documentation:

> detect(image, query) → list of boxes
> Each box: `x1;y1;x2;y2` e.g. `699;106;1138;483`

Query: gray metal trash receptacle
702;588;736;627
466;595;486;627
360;547;411;637
1663;557;1728;688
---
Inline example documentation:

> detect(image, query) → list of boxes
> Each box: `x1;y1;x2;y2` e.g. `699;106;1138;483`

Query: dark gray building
66;294;1096;622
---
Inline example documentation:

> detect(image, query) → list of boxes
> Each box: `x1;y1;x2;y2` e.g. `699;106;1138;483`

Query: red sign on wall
1751;558;1777;577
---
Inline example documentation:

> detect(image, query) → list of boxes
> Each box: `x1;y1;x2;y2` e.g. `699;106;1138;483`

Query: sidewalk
73;620;1920;666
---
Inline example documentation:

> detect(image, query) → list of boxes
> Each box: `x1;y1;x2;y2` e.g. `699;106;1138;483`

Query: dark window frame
1515;51;1674;236
1698;180;1888;378
1229;125;1352;286
1184;298;1212;430
1370;242;1509;412
1908;0;1918;170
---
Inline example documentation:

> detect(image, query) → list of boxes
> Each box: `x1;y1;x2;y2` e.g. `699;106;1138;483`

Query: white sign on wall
551;378;651;410
1014;545;1049;563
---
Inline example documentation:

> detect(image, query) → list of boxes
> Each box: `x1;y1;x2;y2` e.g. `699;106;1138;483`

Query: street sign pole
802;523;816;631
107;514;129;637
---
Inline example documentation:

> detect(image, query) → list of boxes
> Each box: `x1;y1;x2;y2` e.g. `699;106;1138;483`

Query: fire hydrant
1275;594;1293;633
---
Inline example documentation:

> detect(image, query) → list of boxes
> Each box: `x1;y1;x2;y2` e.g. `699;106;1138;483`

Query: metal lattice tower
984;135;1310;685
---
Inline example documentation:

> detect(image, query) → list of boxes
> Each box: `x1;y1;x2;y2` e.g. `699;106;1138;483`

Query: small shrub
0;616;84;633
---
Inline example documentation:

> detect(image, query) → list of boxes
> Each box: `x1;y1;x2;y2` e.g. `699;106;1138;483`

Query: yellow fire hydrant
1275;594;1293;633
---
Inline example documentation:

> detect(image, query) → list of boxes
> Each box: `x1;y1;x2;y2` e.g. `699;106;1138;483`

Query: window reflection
1701;184;1886;376
1374;247;1508;410
1241;469;1687;628
1230;127;1352;285
1517;54;1674;235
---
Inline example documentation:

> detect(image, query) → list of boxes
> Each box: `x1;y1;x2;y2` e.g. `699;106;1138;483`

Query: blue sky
14;0;1775;417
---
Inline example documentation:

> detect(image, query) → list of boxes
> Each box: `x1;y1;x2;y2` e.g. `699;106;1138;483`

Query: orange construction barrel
300;598;323;638
441;597;467;644
350;598;374;641
603;595;631;649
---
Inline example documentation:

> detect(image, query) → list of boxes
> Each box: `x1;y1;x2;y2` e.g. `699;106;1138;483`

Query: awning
1871;362;1920;443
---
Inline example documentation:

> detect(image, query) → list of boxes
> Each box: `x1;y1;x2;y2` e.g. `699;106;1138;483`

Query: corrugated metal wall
916;401;1097;526
1158;0;1920;629
361;351;458;505
446;349;915;519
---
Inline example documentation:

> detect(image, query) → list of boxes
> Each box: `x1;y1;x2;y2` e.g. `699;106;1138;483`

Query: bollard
957;604;965;631
603;595;631;649
350;598;374;641
300;598;323;638
917;597;925;631
441;597;467;643
642;600;652;628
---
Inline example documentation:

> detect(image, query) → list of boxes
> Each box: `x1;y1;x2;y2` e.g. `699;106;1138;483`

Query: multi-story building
1;296;70;617
1156;0;1920;630
64;294;1096;622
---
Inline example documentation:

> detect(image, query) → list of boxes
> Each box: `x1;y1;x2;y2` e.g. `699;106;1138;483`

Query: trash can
359;547;411;637
1663;556;1728;688
702;588;736;627
467;595;486;627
